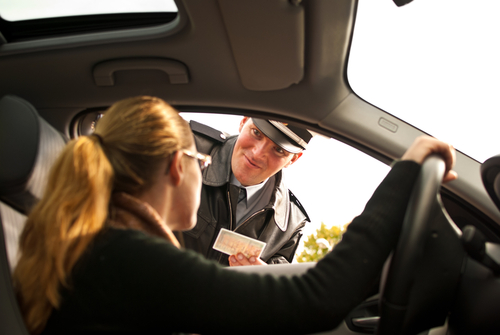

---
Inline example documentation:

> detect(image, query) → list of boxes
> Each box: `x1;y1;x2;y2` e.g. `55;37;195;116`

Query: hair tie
91;133;104;146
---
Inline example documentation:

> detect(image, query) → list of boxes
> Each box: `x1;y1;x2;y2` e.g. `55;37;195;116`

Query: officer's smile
244;154;262;169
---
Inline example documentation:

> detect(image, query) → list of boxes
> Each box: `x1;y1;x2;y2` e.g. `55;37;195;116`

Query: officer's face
231;117;302;186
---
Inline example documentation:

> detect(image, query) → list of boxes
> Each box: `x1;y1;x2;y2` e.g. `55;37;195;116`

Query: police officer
179;117;312;266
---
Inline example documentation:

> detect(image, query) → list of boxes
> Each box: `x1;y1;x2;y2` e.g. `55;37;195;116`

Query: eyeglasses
182;149;212;171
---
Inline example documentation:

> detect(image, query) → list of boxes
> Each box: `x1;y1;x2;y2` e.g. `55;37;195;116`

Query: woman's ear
168;151;184;186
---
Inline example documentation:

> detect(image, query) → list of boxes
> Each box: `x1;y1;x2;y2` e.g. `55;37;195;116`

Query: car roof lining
0;0;354;124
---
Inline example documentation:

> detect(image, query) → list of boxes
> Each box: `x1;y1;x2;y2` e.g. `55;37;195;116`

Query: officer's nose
252;139;269;158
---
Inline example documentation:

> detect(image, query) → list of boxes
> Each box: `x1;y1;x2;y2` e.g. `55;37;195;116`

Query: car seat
0;95;67;335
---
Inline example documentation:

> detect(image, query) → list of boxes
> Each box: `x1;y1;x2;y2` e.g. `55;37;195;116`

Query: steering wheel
376;155;446;335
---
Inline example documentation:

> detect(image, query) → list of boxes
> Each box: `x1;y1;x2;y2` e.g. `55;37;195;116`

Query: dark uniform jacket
179;121;310;265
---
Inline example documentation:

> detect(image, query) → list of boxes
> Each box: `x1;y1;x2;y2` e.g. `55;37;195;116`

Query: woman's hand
229;253;267;266
401;136;457;183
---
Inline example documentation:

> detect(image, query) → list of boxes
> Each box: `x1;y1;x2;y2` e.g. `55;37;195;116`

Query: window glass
348;0;500;163
0;0;177;21
180;113;390;262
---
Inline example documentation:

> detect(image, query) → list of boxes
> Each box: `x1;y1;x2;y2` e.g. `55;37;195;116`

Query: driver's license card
213;228;266;258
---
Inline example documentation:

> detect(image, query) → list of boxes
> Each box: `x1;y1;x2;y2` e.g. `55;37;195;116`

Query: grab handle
93;58;189;86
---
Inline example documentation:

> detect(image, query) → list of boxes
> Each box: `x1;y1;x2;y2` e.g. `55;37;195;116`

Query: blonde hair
12;96;192;334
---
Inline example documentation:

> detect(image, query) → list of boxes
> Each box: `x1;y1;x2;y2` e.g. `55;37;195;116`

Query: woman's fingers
401;136;457;182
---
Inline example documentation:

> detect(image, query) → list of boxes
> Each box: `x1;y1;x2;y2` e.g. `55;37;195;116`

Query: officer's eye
275;147;290;157
252;128;261;137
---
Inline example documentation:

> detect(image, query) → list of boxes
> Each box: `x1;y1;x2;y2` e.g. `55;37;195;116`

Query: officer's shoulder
190;120;229;144
288;190;311;222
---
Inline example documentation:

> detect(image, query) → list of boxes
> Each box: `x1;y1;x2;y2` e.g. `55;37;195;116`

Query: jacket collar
202;135;236;187
268;171;289;231
202;135;290;231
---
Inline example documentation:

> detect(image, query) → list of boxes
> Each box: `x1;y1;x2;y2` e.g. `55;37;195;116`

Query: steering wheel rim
377;154;446;335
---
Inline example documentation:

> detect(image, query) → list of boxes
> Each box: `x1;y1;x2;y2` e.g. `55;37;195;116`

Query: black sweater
42;161;420;335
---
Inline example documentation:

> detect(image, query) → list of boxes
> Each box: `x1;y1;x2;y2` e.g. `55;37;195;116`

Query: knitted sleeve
44;161;421;335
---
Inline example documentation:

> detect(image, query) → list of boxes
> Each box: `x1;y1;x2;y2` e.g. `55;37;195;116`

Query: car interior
1;0;500;334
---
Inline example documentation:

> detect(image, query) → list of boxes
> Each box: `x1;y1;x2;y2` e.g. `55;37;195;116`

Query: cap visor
252;118;303;154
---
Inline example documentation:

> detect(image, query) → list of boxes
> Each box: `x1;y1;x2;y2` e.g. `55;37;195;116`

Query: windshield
348;0;500;163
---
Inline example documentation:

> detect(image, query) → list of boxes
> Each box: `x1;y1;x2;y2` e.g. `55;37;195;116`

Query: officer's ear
285;152;303;168
239;116;250;133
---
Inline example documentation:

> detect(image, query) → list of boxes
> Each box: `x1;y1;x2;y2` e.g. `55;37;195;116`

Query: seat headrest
0;95;66;214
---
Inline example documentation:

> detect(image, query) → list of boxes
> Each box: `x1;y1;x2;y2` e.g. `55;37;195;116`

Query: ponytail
13;96;192;334
13;135;113;334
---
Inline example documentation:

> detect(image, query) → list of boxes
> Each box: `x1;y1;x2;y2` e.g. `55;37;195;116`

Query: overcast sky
350;0;500;163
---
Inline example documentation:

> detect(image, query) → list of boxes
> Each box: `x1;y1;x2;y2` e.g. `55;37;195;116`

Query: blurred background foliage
296;222;348;263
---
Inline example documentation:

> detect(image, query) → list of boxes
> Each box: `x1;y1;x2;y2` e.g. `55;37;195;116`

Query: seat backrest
0;95;67;335
0;212;30;335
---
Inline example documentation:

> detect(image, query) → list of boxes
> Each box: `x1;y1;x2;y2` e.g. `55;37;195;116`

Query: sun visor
218;0;304;91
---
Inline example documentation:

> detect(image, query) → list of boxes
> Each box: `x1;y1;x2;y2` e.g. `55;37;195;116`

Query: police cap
251;118;312;154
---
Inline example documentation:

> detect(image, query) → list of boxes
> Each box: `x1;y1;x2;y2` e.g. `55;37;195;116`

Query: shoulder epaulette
190;120;229;143
289;190;311;222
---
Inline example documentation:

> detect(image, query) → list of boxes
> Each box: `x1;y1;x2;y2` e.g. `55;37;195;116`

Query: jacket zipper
217;190;233;263
217;190;268;262
228;190;233;231
234;209;266;233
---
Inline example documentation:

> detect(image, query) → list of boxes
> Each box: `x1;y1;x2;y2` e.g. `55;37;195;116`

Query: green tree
296;222;348;263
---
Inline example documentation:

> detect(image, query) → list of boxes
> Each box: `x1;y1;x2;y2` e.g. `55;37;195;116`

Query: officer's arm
267;190;310;264
267;220;307;264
